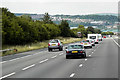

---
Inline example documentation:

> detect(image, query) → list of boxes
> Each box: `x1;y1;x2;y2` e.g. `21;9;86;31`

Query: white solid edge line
0;72;16;79
112;38;120;47
1;51;47;63
51;55;57;58
9;58;20;62
39;59;48;64
22;64;35;71
70;73;75;78
0;61;7;64
79;64;83;67
21;55;32;58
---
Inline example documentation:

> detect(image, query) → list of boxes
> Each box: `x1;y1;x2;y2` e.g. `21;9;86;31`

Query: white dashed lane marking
51;55;57;59
59;53;63;55
22;64;35;71
79;64;83;67
70;73;75;78
85;59;87;61
39;59;48;64
89;55;91;57
0;72;16;79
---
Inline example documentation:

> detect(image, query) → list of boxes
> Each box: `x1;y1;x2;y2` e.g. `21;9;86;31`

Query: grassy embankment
1;37;86;56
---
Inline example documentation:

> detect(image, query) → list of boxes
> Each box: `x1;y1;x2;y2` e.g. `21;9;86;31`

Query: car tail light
81;43;83;44
92;41;93;43
58;43;60;46
66;51;69;53
89;42;91;44
48;43;50;46
97;39;98;41
80;51;83;53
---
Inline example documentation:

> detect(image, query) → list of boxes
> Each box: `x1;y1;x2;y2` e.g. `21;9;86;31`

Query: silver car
86;39;95;46
48;39;63;52
80;40;92;48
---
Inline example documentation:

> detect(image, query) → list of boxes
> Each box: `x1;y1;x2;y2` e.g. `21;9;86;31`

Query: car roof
50;39;60;41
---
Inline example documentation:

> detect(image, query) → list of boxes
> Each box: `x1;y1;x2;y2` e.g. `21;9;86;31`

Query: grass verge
2;37;86;56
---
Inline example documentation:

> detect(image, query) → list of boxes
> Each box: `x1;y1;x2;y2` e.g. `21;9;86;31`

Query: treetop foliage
2;8;102;45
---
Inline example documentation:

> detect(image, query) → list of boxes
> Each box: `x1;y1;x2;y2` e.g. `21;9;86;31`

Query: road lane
74;38;118;78
1;41;100;78
1;41;82;62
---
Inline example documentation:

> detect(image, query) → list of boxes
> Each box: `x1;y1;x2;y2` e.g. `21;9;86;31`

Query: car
48;39;63;52
103;36;106;38
87;39;95;46
65;44;86;59
80;40;92;48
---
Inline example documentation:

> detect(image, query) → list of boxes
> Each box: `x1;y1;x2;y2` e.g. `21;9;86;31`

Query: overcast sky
0;0;119;15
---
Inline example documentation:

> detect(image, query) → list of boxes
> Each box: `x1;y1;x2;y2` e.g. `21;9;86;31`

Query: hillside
14;13;118;28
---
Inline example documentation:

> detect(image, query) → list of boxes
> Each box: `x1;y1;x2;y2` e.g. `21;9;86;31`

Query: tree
59;20;71;37
42;13;53;24
87;26;95;33
94;28;101;34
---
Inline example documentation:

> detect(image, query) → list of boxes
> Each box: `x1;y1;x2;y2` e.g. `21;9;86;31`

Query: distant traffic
48;34;110;59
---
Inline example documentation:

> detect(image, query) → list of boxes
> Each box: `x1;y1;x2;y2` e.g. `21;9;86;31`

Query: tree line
101;32;114;35
2;8;102;45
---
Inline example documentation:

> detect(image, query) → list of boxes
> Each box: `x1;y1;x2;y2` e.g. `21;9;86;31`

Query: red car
103;36;106;38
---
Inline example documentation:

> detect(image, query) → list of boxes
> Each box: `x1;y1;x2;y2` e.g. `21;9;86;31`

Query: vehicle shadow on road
66;56;93;59
49;49;63;52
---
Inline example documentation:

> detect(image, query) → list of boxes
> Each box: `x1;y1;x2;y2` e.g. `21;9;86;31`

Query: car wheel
83;54;86;58
59;47;63;51
59;48;61;51
51;49;52;51
48;48;51;52
61;47;63;51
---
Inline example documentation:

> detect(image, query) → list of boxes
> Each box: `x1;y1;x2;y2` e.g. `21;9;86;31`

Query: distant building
70;27;78;29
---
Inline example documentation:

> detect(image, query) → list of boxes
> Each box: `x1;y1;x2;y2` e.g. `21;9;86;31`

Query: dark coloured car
65;44;86;59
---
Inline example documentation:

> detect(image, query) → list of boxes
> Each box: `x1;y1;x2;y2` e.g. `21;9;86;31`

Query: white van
87;34;99;44
98;34;102;41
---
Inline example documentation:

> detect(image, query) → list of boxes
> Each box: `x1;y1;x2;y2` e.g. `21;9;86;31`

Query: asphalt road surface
1;37;119;79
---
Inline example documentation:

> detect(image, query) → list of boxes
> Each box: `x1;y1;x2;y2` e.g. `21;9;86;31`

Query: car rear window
50;40;58;43
68;45;83;49
90;36;96;39
83;40;89;42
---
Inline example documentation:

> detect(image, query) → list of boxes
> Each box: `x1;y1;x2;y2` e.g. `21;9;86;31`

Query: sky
0;0;119;15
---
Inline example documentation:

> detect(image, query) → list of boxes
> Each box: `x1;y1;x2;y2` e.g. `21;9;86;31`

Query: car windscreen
68;45;83;49
50;40;58;43
89;36;96;39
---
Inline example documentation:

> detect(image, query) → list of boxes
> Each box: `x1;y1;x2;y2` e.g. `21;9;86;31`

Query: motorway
0;37;119;79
